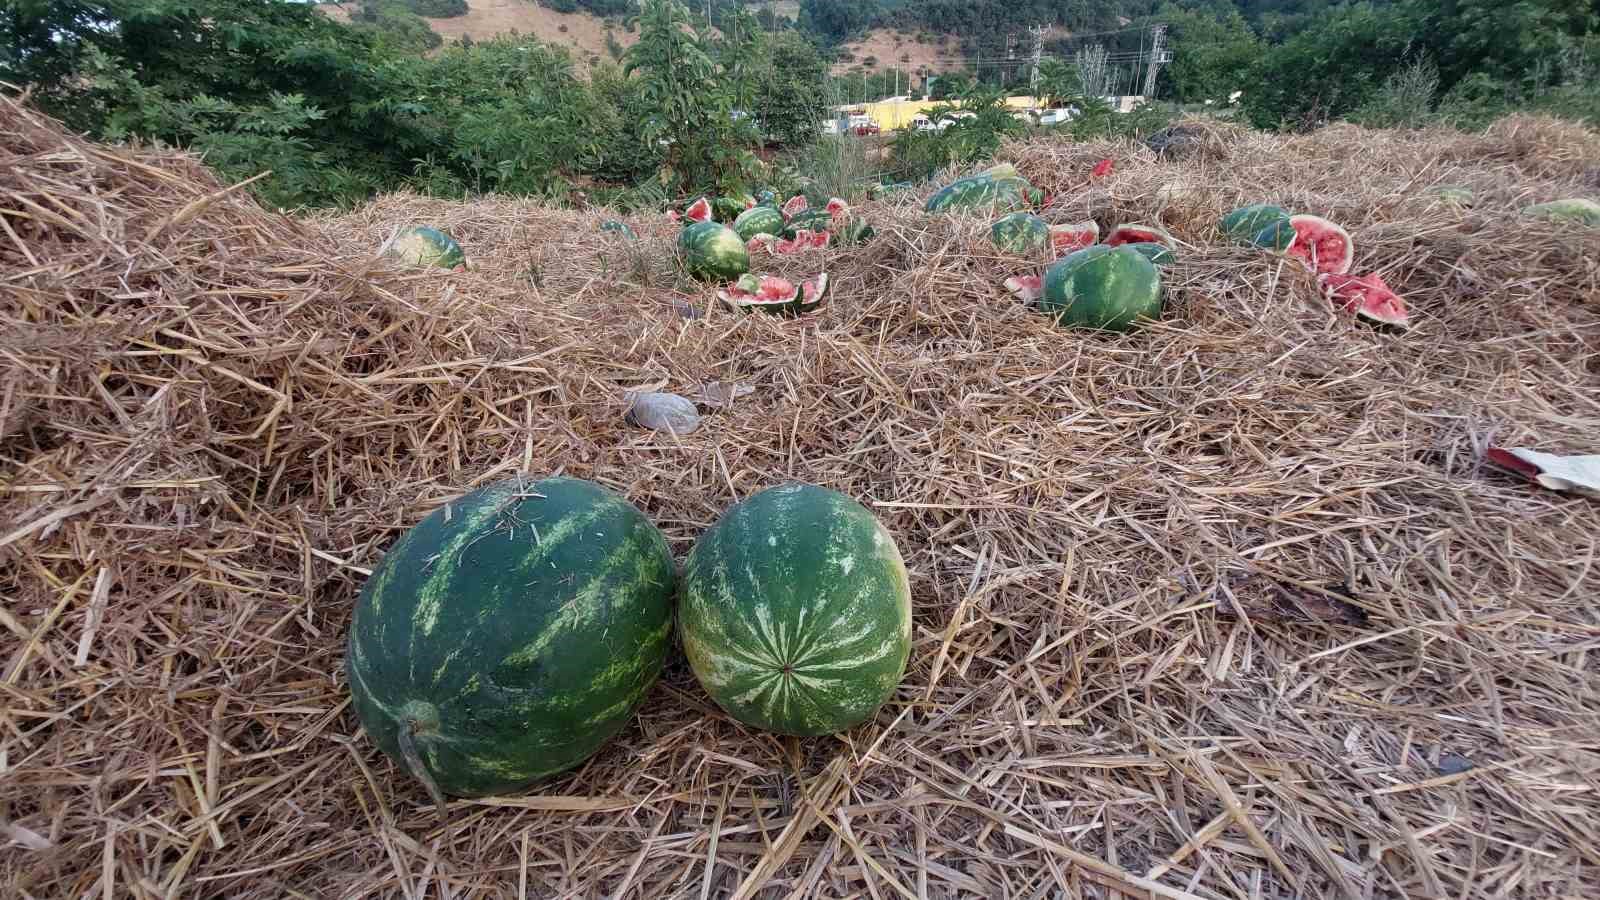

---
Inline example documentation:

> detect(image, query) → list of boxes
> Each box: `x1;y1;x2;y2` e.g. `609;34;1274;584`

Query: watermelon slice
746;233;777;255
804;229;829;248
1105;223;1175;248
1004;274;1043;303
1286;215;1353;275
825;197;849;219
1050;221;1099;254
1318;272;1409;327
685;197;714;223
782;195;809;219
718;272;828;316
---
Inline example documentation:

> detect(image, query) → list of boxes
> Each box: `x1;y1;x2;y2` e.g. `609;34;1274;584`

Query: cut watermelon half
1318;272;1409;328
685;197;714;223
718;272;827;315
825;197;849;219
1105;223;1175;248
1049;221;1099;254
1004;274;1043;304
781;195;809;219
1286;215;1353;275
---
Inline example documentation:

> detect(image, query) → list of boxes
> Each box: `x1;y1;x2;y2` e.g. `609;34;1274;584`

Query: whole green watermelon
1041;244;1163;332
679;221;750;281
1220;204;1291;242
346;476;676;799
678;483;913;737
732;206;786;242
926;174;1034;214
388;226;466;269
991;212;1051;254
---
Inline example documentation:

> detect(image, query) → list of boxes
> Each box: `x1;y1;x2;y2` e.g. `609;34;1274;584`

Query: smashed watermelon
717;273;829;316
1284;215;1353;275
1105;224;1176;248
1319;272;1409;328
683;197;715;224
1004;274;1043;304
781;195;809;218
1050;222;1100;254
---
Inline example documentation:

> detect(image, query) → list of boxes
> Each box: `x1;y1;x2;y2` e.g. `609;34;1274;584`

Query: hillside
318;0;636;65
7;86;1600;897
831;27;960;85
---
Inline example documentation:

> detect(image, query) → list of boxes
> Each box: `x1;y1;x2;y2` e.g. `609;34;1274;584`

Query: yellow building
841;96;1044;131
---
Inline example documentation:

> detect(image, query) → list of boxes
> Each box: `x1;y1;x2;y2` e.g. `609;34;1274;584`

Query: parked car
848;114;880;136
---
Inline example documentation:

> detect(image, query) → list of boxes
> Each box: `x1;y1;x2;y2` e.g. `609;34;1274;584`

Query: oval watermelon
1123;242;1176;265
781;208;834;239
1221;204;1291;243
925;173;1036;214
991;212;1051;254
732;206;786;242
346;476;676;801
678;483;913;737
388;226;466;269
1040;244;1162;332
679;221;750;281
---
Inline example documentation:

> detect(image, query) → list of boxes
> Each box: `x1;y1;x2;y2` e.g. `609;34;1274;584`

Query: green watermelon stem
396;710;447;822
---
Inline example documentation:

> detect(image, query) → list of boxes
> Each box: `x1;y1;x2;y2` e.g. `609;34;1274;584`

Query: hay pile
4;92;1599;898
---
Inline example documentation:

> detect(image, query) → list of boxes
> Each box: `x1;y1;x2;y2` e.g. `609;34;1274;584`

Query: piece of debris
624;391;700;435
1436;751;1474;775
695;381;755;409
1486;447;1600;497
1216;573;1370;626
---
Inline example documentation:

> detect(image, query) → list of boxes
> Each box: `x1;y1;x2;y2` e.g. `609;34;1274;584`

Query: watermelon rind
599;220;637;241
1286;214;1354;275
346;476;677;799
1429;186;1474;208
1221;204;1291;242
678;482;913;737
1105;223;1176;248
833;218;876;246
713;194;756;221
1040;244;1163;332
1521;198;1600;226
679;221;750;281
732;206;787;242
991;212;1051;254
1250;218;1297;251
1123;242;1176;266
388;226;466;269
925;172;1037;214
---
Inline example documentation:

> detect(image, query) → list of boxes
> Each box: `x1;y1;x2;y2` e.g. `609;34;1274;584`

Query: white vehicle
911;114;936;132
1036;107;1075;126
820;119;843;136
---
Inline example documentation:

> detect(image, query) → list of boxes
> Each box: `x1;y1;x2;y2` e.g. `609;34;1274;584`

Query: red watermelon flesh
782;195;809;218
721;274;796;304
805;229;829;248
1287;215;1353;275
1105;224;1174;247
1004;274;1043;303
825;197;849;218
1318;272;1408;327
746;233;776;254
685;197;714;223
1050;222;1099;253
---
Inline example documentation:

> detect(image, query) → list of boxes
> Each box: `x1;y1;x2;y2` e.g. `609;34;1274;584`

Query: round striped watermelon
1041;244;1162;332
679;221;750;281
346;476;676;801
388;226;466;269
991;212;1051;254
732;206;786;242
678;483;912;737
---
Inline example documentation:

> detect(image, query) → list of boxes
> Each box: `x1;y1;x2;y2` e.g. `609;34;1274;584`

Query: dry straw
4;93;1600;898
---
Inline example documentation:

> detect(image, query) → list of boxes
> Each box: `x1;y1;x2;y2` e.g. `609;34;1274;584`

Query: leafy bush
1352;56;1440;130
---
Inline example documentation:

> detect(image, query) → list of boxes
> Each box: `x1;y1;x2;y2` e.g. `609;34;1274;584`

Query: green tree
625;0;758;192
753;32;826;146
1242;3;1420;129
1034;58;1081;109
1153;3;1261;104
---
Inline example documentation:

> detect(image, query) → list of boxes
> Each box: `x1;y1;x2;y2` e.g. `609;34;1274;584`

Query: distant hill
317;0;637;66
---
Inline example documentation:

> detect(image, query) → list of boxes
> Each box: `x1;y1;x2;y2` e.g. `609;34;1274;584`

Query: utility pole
1142;24;1169;99
1028;24;1050;100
